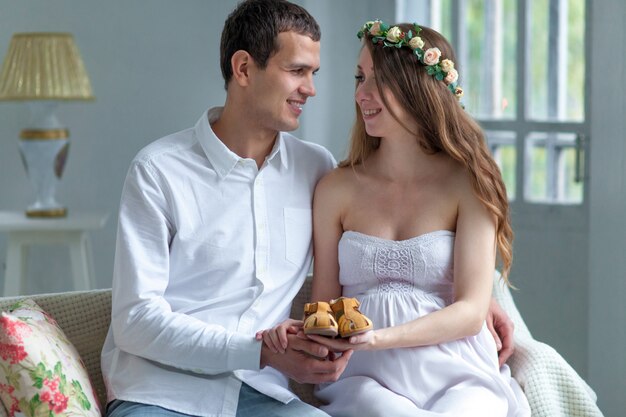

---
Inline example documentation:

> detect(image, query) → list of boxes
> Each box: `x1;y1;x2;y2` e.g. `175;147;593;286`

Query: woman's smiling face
354;46;415;139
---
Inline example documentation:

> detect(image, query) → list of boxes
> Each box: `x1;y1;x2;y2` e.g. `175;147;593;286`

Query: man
102;2;344;416
101;1;514;416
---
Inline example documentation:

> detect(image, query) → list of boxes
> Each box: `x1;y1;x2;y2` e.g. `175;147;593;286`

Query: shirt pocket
284;207;313;267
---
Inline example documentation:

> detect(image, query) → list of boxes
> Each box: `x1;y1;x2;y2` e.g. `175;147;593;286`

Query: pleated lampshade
0;32;94;101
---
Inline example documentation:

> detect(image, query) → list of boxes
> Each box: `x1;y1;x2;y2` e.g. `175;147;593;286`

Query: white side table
0;211;109;296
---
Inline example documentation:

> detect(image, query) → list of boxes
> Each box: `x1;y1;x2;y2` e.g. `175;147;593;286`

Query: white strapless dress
316;230;530;417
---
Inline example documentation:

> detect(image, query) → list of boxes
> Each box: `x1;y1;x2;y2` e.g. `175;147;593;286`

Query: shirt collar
196;107;289;178
196;107;239;178
268;131;289;171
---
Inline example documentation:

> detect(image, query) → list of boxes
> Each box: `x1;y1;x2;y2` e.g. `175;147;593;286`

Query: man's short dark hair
220;0;321;89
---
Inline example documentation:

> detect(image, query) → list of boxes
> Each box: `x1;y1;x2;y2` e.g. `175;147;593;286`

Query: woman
262;21;530;416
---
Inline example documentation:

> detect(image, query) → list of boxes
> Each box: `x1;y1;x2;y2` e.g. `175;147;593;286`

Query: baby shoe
330;297;373;338
303;301;339;337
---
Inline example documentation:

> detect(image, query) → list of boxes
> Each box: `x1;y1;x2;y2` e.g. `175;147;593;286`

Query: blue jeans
106;383;329;417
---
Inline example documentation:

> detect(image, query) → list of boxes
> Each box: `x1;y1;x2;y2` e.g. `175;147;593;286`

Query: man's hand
486;298;514;367
260;332;353;384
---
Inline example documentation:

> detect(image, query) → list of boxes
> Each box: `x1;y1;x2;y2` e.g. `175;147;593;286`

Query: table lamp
0;33;94;217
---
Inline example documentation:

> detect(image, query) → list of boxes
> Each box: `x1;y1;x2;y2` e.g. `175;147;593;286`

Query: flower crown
357;20;464;101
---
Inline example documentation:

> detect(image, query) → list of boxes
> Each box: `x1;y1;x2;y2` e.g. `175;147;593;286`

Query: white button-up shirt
101;107;335;417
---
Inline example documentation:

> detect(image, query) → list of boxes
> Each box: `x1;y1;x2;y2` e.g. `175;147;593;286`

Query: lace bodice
338;230;456;302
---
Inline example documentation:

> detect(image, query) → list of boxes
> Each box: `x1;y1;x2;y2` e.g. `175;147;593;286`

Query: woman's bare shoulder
445;159;492;217
438;157;471;193
316;165;359;192
314;166;363;215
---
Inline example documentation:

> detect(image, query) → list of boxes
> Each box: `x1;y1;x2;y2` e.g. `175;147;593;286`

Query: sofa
0;276;603;417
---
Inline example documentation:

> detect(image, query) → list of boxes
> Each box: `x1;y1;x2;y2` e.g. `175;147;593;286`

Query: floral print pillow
0;299;101;417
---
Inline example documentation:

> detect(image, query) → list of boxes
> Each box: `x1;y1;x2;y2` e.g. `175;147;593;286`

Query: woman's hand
485;298;515;366
255;319;303;354
306;330;376;352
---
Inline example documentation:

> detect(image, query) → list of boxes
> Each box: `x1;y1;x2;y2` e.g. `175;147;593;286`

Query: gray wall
588;1;626;416
0;0;622;415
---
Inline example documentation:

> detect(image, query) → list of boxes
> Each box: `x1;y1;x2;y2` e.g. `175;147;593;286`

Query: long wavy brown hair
341;23;514;282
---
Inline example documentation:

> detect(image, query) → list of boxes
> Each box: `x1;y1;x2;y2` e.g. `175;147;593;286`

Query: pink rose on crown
423;47;442;66
370;21;382;36
444;68;459;84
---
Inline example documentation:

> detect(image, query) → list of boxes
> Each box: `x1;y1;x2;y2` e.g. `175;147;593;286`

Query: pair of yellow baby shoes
303;297;373;338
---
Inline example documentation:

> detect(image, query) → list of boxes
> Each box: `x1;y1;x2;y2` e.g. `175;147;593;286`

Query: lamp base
25;207;67;218
19;127;70;219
